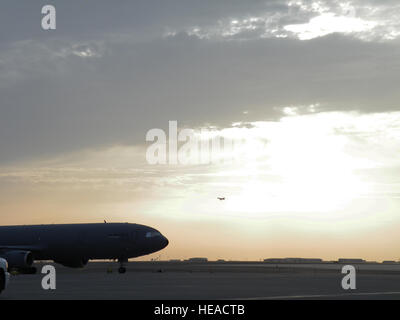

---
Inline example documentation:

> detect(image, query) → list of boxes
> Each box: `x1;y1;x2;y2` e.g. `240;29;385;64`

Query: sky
1;0;400;261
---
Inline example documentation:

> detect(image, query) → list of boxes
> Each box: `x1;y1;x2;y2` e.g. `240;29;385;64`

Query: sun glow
220;112;376;216
284;13;377;40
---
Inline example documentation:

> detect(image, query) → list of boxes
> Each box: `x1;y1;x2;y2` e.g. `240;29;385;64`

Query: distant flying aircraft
0;223;169;274
217;197;226;201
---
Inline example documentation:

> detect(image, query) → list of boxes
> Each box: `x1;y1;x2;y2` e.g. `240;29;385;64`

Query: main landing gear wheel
24;267;37;274
13;267;37;274
118;267;126;274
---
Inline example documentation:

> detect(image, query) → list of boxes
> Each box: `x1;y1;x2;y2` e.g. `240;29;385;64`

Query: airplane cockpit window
145;231;161;238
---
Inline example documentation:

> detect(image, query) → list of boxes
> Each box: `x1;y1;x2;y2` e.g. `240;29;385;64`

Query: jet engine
0;250;33;269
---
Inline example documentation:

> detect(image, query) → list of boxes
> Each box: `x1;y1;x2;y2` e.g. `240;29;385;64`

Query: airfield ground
2;261;400;300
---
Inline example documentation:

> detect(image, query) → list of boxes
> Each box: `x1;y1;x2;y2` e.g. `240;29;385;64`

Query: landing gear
24;267;37;274
10;267;37;274
118;267;126;274
118;258;127;274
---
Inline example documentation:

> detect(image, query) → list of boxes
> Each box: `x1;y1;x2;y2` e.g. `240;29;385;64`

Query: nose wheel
118;266;126;274
118;258;127;274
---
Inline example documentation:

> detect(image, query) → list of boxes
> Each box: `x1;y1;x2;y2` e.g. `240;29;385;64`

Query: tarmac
2;261;400;300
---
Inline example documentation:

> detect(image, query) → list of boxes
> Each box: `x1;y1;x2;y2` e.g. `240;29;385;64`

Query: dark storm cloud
0;1;399;163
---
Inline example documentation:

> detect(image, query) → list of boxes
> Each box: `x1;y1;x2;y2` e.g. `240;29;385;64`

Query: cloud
0;1;399;164
1;110;399;220
284;13;377;40
167;0;400;42
0;40;104;85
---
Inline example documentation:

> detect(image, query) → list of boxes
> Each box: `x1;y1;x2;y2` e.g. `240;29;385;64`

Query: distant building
382;260;397;264
188;257;208;262
338;258;365;263
264;258;323;263
169;259;181;262
264;258;284;263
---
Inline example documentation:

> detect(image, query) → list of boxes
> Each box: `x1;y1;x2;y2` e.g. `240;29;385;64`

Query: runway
2;261;400;300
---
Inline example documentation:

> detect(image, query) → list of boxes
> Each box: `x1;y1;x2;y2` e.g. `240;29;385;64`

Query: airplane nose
162;236;169;248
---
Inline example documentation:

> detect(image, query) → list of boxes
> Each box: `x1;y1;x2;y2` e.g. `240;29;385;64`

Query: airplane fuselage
0;223;169;268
